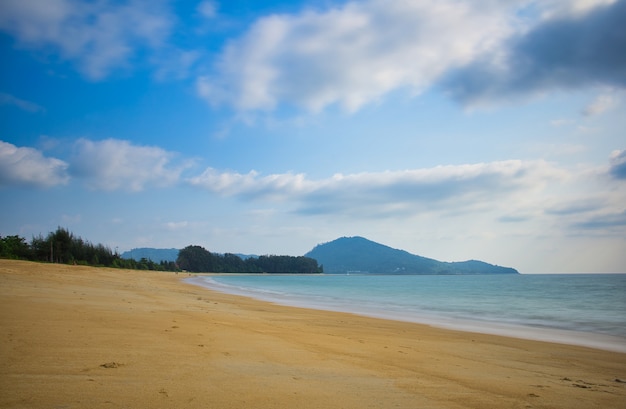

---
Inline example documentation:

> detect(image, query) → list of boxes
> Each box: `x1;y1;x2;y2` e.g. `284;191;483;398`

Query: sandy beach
1;259;625;408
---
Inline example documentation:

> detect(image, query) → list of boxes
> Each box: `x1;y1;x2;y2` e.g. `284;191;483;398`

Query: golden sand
1;259;625;408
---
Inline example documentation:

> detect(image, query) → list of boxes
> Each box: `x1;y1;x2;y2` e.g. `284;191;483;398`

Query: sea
186;273;626;353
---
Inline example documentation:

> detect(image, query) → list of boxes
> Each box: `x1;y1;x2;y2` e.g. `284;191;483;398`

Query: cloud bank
71;138;189;191
0;0;173;79
0;141;68;187
186;152;624;236
2;0;622;111
4;137;622;230
445;0;626;104
197;0;511;112
197;0;626;112
188;160;569;217
0;139;191;191
609;149;626;180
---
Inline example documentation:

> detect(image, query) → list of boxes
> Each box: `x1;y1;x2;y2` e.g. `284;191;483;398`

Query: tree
2;228;180;272
221;253;246;272
177;245;216;272
30;234;50;262
49;227;74;263
0;235;31;259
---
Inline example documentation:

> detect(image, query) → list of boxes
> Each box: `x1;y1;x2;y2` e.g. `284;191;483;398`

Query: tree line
1;228;323;274
0;227;177;271
176;245;322;273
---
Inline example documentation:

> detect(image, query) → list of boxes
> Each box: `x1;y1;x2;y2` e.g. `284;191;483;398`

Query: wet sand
1;259;625;408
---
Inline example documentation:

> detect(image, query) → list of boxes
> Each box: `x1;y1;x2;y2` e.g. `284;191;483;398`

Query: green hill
305;236;518;275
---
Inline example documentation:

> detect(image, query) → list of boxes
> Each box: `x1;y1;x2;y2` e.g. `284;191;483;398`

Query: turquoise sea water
186;274;626;353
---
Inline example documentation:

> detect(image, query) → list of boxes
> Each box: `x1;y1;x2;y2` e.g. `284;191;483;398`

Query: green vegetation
1;228;323;274
0;235;31;260
2;231;514;275
1;227;178;271
177;245;322;273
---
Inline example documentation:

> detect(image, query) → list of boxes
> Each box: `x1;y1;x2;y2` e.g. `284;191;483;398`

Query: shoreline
2;260;625;409
187;275;626;354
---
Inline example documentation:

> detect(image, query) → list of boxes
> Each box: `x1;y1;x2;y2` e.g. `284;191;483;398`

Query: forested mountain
305;236;519;275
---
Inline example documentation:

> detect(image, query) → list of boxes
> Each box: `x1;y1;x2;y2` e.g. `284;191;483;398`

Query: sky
1;0;625;273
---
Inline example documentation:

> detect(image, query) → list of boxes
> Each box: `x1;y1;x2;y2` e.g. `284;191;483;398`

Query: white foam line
185;276;626;354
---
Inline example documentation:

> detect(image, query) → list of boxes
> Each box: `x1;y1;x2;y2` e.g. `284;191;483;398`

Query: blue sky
1;0;625;273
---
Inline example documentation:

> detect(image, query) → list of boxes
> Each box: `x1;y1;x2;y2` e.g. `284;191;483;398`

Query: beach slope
1;260;624;408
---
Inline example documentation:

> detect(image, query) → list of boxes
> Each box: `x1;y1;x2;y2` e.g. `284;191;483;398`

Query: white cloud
197;0;513;112
197;1;218;19
0;0;173;79
0;92;45;112
188;160;568;217
189;168;311;199
536;0;618;19
196;0;626;113
71;138;190;191
445;0;626;104
609;149;626;180
0;140;69;187
152;49;201;81
165;221;189;230
582;92;619;116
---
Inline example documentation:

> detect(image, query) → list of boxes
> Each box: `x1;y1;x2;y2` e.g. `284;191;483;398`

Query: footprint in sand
100;362;122;368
